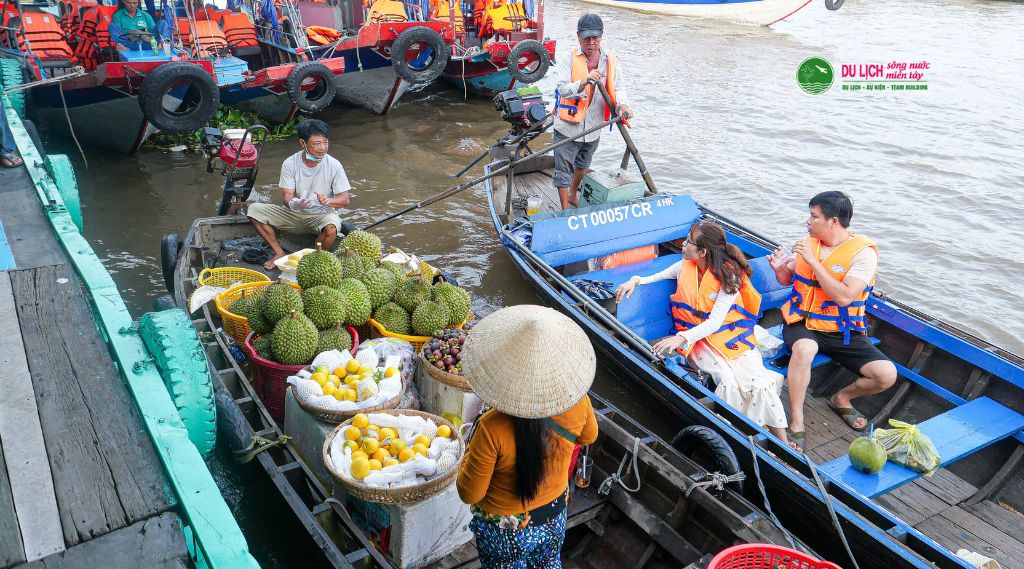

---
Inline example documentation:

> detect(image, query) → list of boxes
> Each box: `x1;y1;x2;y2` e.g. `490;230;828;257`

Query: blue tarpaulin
260;0;280;42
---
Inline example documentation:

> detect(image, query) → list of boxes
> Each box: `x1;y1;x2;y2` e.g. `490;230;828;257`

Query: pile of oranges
344;412;453;480
311;359;400;402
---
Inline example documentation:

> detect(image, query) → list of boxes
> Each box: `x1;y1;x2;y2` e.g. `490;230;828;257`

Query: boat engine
493;86;548;136
201;126;269;216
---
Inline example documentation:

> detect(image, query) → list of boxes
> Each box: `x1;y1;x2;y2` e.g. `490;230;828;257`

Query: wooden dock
0;165;192;568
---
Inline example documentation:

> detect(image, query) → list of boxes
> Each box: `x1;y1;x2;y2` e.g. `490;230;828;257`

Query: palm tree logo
797;57;834;95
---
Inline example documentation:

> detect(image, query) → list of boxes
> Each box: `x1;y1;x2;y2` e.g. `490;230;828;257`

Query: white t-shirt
785;237;878;286
279;151;351;214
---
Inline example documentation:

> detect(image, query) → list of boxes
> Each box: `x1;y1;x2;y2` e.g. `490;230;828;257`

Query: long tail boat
572;0;839;26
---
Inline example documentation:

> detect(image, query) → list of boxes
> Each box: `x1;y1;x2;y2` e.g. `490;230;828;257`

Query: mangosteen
443;355;454;367
434;360;445;369
450;347;460;358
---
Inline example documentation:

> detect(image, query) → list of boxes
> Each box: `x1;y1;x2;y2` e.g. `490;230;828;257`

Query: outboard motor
493;85;548;136
202;125;270;216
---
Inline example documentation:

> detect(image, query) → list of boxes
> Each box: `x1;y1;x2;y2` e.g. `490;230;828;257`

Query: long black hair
690;221;752;295
511;417;552;502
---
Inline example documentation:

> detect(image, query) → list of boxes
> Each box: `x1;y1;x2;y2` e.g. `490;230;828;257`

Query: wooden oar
360;114;624;231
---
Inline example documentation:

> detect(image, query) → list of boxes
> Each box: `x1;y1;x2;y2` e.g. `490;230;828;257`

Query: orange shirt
457;396;598;515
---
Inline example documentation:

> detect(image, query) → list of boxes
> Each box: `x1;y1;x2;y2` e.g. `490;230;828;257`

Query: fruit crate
244;328;359;422
368;318;467;352
198;267;270;289
215;281;300;344
707;545;842;569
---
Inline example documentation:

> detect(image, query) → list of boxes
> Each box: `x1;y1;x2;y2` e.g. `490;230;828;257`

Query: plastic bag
754;325;785;359
873;419;941;476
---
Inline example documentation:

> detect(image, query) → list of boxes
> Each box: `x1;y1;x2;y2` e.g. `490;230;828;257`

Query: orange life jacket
781;234;877;345
670;259;762;360
597;245;657;270
17;11;75;61
70;4;115;69
555;48;626;127
430;0;464;33
306;25;341;45
481;0;525;34
366;0;408;23
219;11;258;47
179;17;228;57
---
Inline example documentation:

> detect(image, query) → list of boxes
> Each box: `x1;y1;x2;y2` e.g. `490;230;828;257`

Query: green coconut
848;435;887;474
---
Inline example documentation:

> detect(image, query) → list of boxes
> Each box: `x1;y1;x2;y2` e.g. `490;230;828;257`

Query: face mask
304;151;322;163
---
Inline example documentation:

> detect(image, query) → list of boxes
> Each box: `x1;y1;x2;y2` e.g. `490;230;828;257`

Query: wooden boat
165;214;843;568
482;117;1024;568
573;0;825;26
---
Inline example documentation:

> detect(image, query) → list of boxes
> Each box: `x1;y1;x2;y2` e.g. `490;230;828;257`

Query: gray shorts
246;203;342;235
552;131;599;188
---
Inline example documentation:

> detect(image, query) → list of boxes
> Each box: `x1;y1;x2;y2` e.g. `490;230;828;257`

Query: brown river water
57;0;1024;564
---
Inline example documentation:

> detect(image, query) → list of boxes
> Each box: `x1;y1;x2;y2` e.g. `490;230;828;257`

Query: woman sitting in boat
458;305;598;567
615;222;790;447
109;0;159;51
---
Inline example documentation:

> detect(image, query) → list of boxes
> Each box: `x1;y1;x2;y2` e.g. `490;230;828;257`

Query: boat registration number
566;197;674;231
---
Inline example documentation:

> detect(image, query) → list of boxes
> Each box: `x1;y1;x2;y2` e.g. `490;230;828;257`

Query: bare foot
1;154;23;168
263;254;284;270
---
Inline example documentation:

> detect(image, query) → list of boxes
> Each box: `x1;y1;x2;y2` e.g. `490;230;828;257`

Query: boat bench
819;397;1024;497
760;324;882;376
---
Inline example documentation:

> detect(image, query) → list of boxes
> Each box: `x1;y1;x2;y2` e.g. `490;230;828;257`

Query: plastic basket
198;267;270;289
367;318;467;352
707;545;843;569
244;328;359;422
215;281;300;344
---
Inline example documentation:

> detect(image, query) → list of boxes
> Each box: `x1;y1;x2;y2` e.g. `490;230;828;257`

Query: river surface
64;0;1023;565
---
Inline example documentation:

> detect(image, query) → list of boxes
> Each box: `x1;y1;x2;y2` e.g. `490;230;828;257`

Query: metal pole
361;114;623;230
592;81;657;195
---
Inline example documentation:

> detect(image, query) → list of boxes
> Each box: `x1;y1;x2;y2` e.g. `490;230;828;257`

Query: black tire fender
506;39;549;84
138;61;219;133
160;233;181;294
672;425;744;493
152;294;178;312
22;119;46;159
286;61;337;114
825;0;843;10
390;26;450;85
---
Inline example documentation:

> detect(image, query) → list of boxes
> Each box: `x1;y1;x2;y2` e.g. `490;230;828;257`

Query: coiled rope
684;471;746;497
598;437;641;495
233;433;293;463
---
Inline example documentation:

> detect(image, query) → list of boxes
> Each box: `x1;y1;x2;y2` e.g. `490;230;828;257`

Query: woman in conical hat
457;305;598;568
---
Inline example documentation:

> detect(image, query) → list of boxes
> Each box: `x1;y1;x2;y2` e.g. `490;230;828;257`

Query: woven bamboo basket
368;318;467;352
215;281;300;343
293;376;403;423
198;267;270;289
322;409;464;504
415;352;470;391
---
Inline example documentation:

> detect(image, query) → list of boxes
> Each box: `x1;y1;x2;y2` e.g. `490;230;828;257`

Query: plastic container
526;196;542;216
367;318;469;353
198;266;270;289
274;248;315;283
707;544;842;569
245;328;359;422
215;281;299;344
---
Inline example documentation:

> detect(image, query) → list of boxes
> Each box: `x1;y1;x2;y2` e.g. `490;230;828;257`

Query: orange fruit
345;359;361;374
328;374;341;387
352;413;369;429
412;443;428;457
383;458;399;468
362;437;380;455
372;448;390;462
368;459;382;471
333;366;346;378
436;425;452;439
343;440;359;453
351;450;368;462
398;448;415;463
344;426;361;441
351;457;370;480
414;435;431;448
311;372;328;384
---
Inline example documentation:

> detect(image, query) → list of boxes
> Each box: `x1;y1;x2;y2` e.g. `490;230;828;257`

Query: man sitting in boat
615;222;790;447
109;0;159;51
552;13;632;210
246;119;352;269
768;191;897;452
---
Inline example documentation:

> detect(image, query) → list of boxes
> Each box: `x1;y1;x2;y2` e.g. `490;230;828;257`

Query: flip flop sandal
786;428;806;453
827;397;868;432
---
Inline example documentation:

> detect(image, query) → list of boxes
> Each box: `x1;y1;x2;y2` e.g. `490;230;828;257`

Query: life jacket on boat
178;17;228;57
597;245;657;270
71;4;116;69
481;0;525;34
781;234;877;345
218;11;258;48
365;0;408;23
670;259;762;360
555;48;627;127
14;11;76;62
306;25;341;45
430;0;464;33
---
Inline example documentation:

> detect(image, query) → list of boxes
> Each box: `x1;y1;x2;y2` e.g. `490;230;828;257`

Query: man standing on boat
552;13;632;210
247;119;351;269
769;191;897;452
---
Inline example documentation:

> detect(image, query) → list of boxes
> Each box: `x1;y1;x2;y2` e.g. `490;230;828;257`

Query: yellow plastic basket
198;267;271;289
367;317;466;352
215;281;300;343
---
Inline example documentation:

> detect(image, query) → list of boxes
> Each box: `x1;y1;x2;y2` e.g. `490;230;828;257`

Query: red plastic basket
244;328;359;422
708;545;842;569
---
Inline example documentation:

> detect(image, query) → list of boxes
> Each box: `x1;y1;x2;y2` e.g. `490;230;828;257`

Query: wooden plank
10;265;172;546
19;512;190;569
0;442;27;567
916;468;977;507
0;167;64;271
916;513;1015;569
0;272;65;561
875;480;949;525
602;485;701;566
967;501;1024;546
939;507;1024;565
820;397;1024;497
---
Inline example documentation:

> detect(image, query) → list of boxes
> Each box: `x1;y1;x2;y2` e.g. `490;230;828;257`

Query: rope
806;454;861;569
683;471;746;497
747;435;796;549
58;86;87;168
233;433;292;463
597;436;641;495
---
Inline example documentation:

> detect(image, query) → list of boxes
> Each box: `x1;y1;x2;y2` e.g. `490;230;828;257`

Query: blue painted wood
761;324;880;375
0;219;14;271
747;256;790;310
530;195;700;266
820;397;1024;497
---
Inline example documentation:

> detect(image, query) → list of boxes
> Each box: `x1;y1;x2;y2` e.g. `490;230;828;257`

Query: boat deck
0;166;191;568
492;168;1024;569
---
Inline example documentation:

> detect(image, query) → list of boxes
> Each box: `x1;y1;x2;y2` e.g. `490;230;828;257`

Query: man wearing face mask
247;119;351;269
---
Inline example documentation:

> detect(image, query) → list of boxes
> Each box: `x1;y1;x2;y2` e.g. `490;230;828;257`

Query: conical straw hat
462;305;595;418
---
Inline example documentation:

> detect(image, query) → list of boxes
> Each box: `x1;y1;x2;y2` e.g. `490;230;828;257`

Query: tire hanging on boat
138;61;219;133
286;61;337;114
506;39;550;84
672;425;745;493
390;26;450;84
161;233;181;294
138;308;217;458
824;0;843;10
